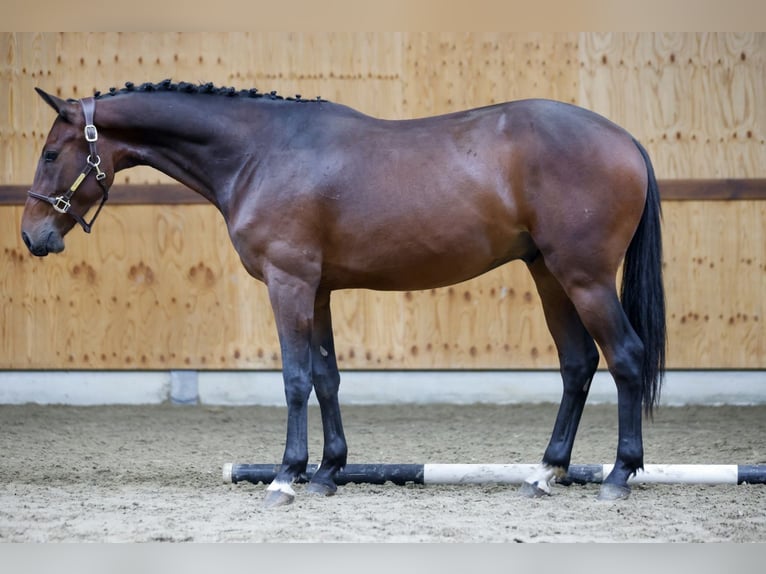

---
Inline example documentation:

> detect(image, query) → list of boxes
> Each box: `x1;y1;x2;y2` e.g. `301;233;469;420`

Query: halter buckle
52;196;71;214
84;124;98;142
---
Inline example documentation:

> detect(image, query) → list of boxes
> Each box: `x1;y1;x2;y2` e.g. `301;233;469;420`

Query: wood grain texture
663;201;764;369
1;200;763;370
3;32;763;185
401;32;579;118
578;33;765;179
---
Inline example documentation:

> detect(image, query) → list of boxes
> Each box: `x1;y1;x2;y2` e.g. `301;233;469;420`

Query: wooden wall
1;33;764;370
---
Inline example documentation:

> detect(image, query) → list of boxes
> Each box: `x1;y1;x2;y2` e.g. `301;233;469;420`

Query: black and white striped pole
223;463;766;486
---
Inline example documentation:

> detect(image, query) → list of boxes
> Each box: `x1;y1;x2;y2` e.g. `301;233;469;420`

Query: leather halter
27;97;110;233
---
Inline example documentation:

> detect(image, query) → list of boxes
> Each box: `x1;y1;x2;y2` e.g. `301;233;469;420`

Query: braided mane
93;79;327;103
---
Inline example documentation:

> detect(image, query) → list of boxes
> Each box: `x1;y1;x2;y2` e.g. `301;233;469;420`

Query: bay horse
21;81;665;506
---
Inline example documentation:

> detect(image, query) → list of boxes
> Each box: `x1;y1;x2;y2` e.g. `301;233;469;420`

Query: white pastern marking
266;480;296;496
523;463;564;494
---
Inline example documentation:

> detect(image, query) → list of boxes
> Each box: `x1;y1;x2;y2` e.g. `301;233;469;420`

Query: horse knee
283;372;312;407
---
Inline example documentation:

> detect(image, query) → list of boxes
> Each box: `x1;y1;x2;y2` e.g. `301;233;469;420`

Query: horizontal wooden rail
1;179;765;205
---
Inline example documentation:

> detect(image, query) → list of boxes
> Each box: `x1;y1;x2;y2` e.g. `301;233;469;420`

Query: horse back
229;99;647;291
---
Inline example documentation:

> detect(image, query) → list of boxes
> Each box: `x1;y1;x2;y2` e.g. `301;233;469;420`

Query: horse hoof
306;481;337;497
597;483;631;501
518;481;550;498
263;488;295;509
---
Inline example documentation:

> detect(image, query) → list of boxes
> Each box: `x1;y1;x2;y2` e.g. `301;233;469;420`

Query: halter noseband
27;97;110;234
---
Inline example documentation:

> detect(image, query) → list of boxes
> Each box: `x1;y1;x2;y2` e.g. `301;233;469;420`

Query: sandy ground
1;401;765;542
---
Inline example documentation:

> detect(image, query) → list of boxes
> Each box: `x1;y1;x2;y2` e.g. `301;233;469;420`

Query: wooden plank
0;184;203;205
3;179;766;205
658;179;766;200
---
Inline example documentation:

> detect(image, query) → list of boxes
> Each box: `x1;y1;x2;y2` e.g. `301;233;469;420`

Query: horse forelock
92;79;328;103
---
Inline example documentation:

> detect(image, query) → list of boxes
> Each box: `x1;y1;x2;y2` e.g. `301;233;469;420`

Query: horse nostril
21;231;32;250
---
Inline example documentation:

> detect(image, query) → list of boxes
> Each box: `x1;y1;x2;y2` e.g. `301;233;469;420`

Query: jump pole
223;463;766;486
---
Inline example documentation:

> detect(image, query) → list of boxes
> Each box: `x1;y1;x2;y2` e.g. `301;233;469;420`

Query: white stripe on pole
421;464;741;485
626;464;739;485
424;464;539;484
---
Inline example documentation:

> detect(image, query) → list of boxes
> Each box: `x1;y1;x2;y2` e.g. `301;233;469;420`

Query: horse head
21;88;116;256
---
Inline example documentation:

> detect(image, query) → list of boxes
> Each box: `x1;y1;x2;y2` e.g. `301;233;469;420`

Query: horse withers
20;81;666;506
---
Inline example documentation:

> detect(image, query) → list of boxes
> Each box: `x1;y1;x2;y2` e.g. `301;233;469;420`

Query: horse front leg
306;290;348;496
262;268;318;508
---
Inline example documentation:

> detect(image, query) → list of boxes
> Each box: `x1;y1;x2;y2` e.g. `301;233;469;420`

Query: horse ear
35;87;74;121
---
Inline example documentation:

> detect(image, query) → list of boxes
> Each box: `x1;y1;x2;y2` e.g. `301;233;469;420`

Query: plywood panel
1;200;764;370
1;204;279;369
330;265;556;370
401;32;580;118
1;32;405;186
663;201;764;368
0;204;556;370
3;32;764;184
579;32;765;179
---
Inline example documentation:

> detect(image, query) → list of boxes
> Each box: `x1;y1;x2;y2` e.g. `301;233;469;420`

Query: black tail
621;139;666;416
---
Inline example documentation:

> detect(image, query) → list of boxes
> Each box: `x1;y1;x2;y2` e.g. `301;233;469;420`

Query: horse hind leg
520;257;600;498
554;273;645;501
305;290;348;496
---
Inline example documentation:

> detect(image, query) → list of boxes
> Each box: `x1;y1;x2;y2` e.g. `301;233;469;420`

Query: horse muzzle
21;229;65;257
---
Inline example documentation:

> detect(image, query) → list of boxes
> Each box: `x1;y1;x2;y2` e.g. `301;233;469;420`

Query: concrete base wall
1;370;764;406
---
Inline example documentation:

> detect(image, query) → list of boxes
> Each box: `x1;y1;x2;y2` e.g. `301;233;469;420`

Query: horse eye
43;150;59;162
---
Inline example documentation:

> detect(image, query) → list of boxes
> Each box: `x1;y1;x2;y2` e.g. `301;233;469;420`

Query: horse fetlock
542;446;573;471
616;441;644;471
323;439;348;466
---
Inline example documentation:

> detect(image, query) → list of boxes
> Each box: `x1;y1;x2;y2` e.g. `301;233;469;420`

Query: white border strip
0;370;764;406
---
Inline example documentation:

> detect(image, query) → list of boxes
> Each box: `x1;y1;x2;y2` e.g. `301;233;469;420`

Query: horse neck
100;93;272;209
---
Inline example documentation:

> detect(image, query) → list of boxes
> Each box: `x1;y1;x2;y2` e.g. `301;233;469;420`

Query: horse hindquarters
522;139;665;500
